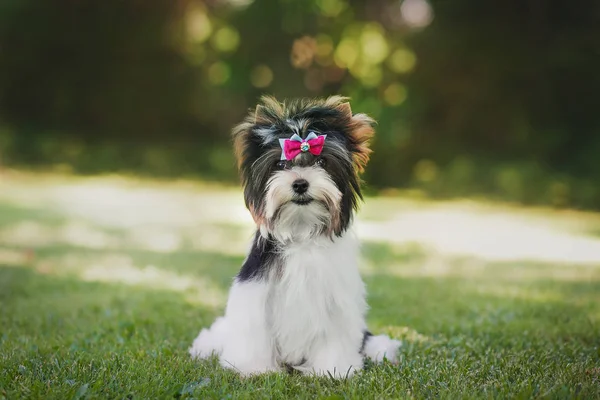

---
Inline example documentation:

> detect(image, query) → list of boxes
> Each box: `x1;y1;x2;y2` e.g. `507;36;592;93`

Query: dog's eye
276;160;288;170
316;158;326;167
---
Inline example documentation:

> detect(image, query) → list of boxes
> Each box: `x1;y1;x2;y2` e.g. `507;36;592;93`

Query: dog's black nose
292;179;309;194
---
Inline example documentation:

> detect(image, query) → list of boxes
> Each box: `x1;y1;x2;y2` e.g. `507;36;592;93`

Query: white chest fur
267;233;368;365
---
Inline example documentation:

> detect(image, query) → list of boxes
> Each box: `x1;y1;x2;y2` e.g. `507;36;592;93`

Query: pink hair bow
278;132;327;161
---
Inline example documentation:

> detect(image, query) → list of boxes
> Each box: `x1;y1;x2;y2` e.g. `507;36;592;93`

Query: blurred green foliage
1;0;599;208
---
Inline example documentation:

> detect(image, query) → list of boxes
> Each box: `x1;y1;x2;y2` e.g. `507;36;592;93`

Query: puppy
190;96;401;378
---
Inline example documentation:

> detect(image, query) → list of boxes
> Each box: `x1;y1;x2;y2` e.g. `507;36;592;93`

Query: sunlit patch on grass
185;224;254;256
4;172;600;265
358;201;600;266
33;253;227;308
362;244;600;283
0;220;116;249
379;325;433;344
47;181;252;229
0;219;252;256
126;226;183;253
0;175;257;256
80;261;226;308
473;284;565;303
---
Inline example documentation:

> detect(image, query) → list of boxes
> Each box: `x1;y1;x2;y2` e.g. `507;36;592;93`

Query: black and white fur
189;96;401;377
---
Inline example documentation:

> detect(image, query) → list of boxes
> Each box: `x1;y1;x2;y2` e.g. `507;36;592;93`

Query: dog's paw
220;358;280;377
308;364;361;379
363;334;402;364
189;328;221;359
307;350;364;379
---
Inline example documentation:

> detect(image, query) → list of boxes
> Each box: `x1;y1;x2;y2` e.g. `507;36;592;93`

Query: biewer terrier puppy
189;96;401;378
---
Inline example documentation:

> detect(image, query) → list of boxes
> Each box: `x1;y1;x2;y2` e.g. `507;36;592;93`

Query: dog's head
233;95;374;242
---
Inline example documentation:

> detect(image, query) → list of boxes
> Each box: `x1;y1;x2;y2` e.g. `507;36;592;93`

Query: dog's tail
360;331;402;363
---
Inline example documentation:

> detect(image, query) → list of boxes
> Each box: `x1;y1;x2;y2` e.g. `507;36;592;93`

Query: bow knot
278;132;327;161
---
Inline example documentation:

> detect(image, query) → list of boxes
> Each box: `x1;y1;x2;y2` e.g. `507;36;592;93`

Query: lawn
1;172;599;399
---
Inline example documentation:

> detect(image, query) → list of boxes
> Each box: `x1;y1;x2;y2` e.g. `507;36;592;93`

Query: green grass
1;174;599;399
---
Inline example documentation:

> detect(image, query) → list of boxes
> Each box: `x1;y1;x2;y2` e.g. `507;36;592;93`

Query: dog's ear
233;96;283;170
335;101;375;173
232;117;253;170
254;95;284;125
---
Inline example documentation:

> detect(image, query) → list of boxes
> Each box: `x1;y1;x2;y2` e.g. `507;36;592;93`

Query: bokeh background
2;2;600;397
2;0;599;208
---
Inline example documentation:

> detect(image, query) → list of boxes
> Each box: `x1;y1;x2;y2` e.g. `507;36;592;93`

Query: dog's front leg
218;280;279;376
192;279;279;376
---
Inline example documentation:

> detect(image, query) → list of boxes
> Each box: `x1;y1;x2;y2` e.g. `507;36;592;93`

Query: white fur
363;334;402;363
190;166;401;378
270;233;367;376
190;281;278;374
264;166;341;243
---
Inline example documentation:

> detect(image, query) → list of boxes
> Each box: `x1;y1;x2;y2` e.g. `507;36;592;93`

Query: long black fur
237;231;278;281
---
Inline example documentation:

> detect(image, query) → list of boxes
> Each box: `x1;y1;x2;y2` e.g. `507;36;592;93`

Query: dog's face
233;96;374;242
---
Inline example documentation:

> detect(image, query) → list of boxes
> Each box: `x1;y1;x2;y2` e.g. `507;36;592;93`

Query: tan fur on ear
323;96;375;172
254;105;266;124
323;95;349;108
232;119;253;170
335;102;352;119
349;113;375;173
